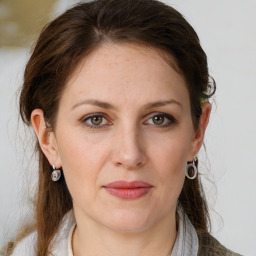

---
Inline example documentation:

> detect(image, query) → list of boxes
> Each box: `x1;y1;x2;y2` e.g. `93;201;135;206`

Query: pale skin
31;43;211;256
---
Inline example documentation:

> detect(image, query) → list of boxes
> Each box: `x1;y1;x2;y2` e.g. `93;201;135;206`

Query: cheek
147;129;192;172
57;127;110;165
56;130;111;199
146;128;192;194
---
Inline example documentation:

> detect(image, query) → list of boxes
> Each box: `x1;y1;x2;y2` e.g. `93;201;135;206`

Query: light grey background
0;0;255;255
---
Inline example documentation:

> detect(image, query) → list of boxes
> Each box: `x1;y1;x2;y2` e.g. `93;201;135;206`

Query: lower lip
103;187;152;200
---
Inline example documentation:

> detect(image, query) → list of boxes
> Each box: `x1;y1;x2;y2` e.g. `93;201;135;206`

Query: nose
110;127;147;170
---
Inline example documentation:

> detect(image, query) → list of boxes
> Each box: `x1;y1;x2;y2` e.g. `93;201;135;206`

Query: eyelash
81;112;176;129
144;113;176;127
81;113;110;129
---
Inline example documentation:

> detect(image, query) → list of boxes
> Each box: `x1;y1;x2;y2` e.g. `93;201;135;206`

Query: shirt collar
63;209;198;256
170;208;199;256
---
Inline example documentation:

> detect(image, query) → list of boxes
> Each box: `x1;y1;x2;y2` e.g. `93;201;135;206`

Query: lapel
197;231;243;256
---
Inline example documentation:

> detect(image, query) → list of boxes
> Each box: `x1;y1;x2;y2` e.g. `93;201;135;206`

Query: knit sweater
197;231;242;256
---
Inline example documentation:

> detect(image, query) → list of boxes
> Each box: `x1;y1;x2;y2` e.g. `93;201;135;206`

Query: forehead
62;42;190;110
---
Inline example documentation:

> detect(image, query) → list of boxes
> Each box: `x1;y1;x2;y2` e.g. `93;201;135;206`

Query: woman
2;0;242;255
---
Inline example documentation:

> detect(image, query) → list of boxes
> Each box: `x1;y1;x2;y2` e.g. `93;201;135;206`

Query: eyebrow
71;99;182;111
72;99;117;110
143;100;182;110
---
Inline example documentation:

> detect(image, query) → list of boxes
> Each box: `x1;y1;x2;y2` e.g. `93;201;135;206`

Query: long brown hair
11;0;216;255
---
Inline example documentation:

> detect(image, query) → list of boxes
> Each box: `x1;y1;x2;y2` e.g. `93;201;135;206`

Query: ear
31;109;62;168
189;102;211;160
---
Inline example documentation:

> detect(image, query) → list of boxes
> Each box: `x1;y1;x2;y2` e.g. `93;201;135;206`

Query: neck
72;209;177;256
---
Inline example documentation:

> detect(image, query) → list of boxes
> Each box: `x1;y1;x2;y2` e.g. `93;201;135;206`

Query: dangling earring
51;165;61;181
185;156;198;180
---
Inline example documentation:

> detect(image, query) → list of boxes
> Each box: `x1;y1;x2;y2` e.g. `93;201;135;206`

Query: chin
101;209;153;233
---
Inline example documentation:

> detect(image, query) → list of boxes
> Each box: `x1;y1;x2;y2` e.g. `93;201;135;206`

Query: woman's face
40;43;207;232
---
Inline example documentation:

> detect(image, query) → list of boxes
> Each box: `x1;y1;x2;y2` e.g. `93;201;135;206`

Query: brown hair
11;0;216;255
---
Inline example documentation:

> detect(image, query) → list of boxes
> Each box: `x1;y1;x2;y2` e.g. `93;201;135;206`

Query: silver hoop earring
51;165;61;182
185;157;198;180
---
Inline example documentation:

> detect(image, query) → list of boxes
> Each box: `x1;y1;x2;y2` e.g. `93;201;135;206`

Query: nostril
110;147;147;169
136;162;143;167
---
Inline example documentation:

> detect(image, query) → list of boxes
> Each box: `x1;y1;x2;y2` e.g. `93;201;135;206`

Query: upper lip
103;180;153;188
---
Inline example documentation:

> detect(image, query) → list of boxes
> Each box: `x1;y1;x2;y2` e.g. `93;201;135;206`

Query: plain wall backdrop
0;0;255;255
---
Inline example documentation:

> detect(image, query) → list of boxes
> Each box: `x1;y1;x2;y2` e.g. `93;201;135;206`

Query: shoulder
197;231;243;256
10;232;37;256
10;210;75;256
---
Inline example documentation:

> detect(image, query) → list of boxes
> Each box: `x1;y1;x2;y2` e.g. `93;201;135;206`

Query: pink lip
103;180;153;200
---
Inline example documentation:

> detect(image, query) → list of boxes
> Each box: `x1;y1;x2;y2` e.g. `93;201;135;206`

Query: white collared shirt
12;209;198;256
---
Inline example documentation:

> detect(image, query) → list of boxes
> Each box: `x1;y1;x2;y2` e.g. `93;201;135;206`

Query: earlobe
31;109;61;167
190;102;211;158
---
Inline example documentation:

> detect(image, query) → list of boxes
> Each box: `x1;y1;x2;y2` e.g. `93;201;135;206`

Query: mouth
103;180;153;200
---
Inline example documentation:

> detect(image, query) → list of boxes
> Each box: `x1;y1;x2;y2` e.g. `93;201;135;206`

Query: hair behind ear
178;158;211;232
35;147;72;255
